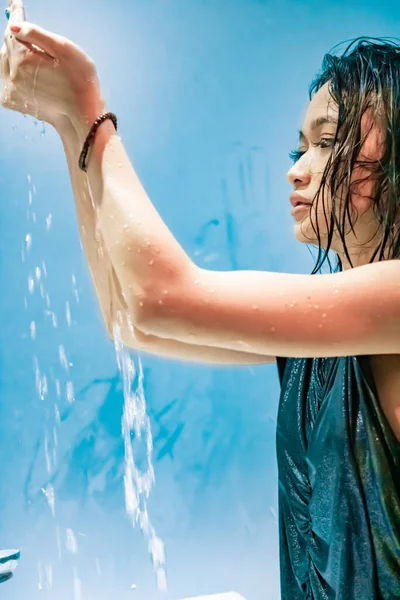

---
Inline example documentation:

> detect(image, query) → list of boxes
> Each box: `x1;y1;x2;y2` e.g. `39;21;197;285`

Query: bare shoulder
368;353;400;442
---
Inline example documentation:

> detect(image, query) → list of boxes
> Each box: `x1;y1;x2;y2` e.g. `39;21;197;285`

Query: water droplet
30;321;36;339
25;234;32;251
148;259;154;266
37;562;44;591
42;484;55;518
58;345;68;371
28;276;35;294
45;564;53;589
66;302;72;327
95;558;102;576
65;529;78;555
66;381;75;404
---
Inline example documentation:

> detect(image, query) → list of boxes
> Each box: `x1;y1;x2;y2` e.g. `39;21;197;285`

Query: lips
290;193;311;208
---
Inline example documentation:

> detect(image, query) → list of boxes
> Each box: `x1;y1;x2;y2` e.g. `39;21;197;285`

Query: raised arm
2;5;400;361
0;3;273;366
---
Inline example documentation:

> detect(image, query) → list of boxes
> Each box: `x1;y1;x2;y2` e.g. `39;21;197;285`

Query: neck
338;245;385;270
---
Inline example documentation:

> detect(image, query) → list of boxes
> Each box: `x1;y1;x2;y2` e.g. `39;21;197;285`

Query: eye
319;137;335;149
289;149;305;163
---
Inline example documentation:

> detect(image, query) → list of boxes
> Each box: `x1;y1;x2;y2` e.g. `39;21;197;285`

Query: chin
293;219;317;244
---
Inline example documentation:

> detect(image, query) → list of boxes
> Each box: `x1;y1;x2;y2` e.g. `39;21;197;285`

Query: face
287;81;383;267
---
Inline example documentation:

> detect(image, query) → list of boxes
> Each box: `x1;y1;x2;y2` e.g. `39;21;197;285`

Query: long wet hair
307;37;400;274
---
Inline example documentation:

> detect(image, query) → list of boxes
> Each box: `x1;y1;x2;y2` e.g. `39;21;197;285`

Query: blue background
0;1;398;599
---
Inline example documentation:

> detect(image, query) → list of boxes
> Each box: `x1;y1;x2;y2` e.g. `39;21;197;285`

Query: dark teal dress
276;355;400;599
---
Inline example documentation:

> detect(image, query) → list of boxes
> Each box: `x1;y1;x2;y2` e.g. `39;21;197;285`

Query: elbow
132;290;177;339
131;269;195;341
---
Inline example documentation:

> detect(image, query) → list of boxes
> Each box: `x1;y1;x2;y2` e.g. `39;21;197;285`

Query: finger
9;0;26;25
8;23;64;59
17;38;56;60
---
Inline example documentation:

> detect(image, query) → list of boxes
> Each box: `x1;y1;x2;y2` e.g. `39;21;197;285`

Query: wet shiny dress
276;355;400;599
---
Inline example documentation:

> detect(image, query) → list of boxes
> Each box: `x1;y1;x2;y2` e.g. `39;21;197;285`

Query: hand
0;0;106;131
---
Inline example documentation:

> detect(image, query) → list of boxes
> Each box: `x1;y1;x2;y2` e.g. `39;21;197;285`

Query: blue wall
0;1;399;599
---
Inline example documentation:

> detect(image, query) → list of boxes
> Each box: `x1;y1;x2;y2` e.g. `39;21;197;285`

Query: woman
1;1;399;598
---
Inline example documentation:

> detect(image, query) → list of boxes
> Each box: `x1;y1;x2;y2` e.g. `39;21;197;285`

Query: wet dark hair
307;37;400;274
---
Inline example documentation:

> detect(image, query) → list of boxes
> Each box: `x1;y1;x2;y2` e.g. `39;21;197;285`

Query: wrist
57;107;118;167
56;99;106;140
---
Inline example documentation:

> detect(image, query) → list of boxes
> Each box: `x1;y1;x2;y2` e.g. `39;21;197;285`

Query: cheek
309;152;330;176
352;111;385;202
350;164;376;206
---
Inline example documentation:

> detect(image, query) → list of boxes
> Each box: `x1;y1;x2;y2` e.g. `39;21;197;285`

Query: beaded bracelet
78;112;118;172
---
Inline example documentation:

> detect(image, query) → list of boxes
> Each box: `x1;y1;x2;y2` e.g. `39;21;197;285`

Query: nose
287;158;312;188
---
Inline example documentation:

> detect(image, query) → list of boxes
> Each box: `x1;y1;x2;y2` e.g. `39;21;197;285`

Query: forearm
59;118;119;332
136;338;274;365
58;112;193;321
121;321;274;365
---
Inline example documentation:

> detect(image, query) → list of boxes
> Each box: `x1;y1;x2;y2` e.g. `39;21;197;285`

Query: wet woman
1;1;399;598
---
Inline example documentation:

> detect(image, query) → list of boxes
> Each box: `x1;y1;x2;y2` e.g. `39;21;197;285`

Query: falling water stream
22;154;166;594
114;323;167;591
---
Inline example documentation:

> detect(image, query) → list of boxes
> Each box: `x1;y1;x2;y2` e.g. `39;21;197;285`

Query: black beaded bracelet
78;112;118;172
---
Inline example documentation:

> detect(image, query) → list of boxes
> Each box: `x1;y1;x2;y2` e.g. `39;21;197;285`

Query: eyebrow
298;116;338;141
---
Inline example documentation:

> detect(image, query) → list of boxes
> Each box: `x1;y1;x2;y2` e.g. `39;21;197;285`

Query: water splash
65;301;72;327
113;321;167;591
22;174;77;590
72;567;82;600
42;484;56;518
65;529;78;555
